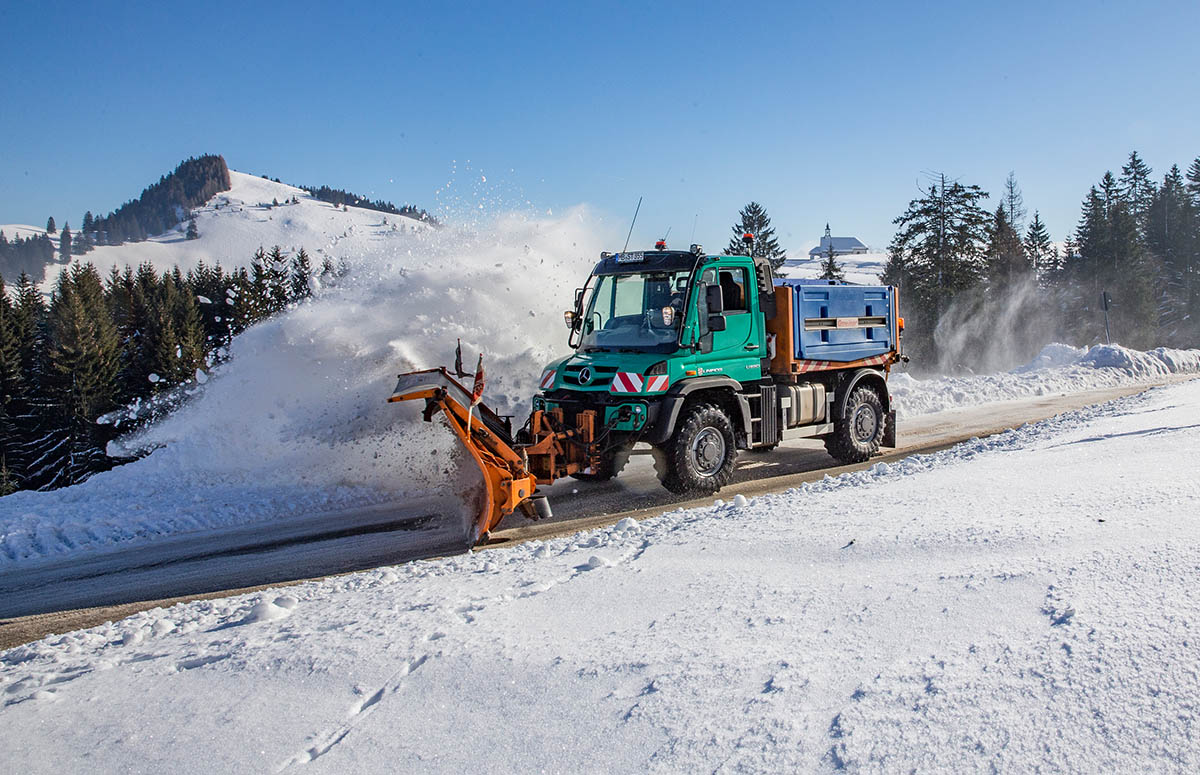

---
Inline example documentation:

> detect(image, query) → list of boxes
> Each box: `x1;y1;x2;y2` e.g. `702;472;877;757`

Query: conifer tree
186;216;199;240
1069;173;1156;347
1119;151;1155;232
71;230;91;255
724;202;787;271
8;272;54;489
1003;172;1026;230
1146;165;1198;344
59;224;71;262
884;175;991;363
43;264;121;485
290;248;313;301
985;204;1031;288
818;240;845;282
1023;211;1056;278
46;217;56;235
266;245;290;312
1187;156;1200;207
248;248;272;323
0;275;24;489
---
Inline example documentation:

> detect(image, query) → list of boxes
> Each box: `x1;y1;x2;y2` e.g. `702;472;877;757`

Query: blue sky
2;0;1197;253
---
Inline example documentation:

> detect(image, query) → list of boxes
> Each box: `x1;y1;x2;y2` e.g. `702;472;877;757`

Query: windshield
579;270;692;352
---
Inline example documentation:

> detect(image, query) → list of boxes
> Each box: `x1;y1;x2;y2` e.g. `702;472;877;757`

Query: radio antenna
689;213;698;243
622;196;643;253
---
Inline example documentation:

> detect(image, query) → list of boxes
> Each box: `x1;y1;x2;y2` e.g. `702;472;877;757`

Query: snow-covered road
3;377;1198;772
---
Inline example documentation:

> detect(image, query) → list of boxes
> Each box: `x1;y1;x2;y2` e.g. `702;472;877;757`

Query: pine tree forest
0;246;339;495
883;152;1200;373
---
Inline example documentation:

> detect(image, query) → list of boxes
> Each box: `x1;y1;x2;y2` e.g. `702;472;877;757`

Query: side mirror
574;288;585;310
707;315;727;332
705;284;725;314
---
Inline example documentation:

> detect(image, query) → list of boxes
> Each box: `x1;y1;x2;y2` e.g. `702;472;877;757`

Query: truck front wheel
824;385;885;464
654;403;737;495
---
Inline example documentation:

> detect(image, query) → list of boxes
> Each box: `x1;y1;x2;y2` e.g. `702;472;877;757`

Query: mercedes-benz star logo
578;366;593;385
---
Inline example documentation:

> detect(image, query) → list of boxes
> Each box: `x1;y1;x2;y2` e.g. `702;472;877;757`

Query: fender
644;375;750;445
833;368;891;420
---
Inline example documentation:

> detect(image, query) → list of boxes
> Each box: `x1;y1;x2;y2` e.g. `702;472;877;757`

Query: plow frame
389;368;538;542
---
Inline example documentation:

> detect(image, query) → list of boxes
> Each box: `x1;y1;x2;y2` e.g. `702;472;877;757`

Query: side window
719;268;749;313
698;267;718;317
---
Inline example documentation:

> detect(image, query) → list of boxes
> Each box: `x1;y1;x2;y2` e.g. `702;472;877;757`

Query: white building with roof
808;224;868;258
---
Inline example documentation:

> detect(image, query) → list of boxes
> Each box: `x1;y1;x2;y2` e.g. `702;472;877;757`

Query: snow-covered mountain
2;171;433;289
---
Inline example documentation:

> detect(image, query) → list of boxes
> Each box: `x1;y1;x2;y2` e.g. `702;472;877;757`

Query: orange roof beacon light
654;239;666;251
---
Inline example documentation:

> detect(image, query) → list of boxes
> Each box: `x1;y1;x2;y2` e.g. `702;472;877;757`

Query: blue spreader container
774;279;896;362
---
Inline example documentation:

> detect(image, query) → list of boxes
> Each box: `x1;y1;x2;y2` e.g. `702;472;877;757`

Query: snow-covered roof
808;236;867;256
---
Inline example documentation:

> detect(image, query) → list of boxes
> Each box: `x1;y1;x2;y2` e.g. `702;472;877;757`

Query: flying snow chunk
732;494;749;508
195;369;209;385
148;373;160;383
196;295;212;305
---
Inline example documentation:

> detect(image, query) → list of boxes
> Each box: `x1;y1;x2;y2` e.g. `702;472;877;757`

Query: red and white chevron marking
610;372;643;393
645;375;669;392
539;370;555;389
793;353;893;373
611;372;669;393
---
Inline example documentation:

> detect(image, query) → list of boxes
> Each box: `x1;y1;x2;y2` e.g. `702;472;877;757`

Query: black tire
654;403;737;495
570;445;631;482
824;385;885;464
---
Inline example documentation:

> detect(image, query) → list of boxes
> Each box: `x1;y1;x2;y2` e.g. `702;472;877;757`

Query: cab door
690;263;762;379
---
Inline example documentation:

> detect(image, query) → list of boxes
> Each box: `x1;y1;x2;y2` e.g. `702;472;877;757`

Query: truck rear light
898;317;905;331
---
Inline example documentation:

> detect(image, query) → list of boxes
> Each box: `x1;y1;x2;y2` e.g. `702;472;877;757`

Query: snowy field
779;251;888;285
2;377;1198;773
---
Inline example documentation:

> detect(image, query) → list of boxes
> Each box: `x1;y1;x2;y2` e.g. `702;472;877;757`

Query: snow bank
0;208;610;566
3;379;1199;773
892;342;1200;418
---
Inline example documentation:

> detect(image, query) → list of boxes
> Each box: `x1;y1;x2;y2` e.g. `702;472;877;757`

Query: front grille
562;363;618;388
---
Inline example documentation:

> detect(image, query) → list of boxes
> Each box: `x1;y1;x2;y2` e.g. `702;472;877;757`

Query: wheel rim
852;404;878;443
690;427;726;477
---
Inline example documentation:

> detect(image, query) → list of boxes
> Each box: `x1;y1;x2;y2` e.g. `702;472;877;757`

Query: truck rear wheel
654;403;737;495
824;385;885;464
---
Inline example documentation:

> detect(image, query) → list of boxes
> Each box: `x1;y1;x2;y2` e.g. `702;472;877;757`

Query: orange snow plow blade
388;368;542;543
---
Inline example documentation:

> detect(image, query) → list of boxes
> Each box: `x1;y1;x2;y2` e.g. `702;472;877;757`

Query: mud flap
882;409;897;448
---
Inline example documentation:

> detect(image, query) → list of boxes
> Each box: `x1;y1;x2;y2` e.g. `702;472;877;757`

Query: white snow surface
3;379;1199;772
